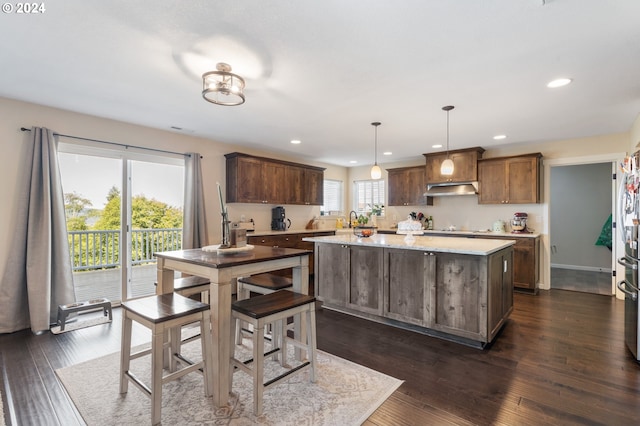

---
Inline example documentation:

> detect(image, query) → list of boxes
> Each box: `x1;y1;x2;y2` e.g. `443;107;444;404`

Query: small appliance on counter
493;220;506;233
271;206;291;231
511;212;530;233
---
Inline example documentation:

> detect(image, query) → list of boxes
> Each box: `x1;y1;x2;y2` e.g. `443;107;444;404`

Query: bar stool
120;293;213;425
231;290;317;416
235;273;293;345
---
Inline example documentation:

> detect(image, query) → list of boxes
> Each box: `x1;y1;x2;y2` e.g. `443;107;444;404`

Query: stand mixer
511;212;530;233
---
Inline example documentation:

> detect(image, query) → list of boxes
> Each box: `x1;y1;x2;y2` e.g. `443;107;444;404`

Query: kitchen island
303;234;515;348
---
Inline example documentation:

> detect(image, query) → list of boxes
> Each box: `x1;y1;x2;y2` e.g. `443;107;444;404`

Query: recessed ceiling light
349;160;358;164
493;135;507;140
290;139;301;144
547;78;572;88
383;151;392;156
432;144;443;149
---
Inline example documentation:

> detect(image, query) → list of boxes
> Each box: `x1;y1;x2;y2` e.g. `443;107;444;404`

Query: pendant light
440;105;455;176
370;122;382;179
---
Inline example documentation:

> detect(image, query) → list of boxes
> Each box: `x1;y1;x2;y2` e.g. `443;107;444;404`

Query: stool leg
275;319;286;366
307;306;318;383
235;282;247;345
169;326;180;372
253;321;265;416
151;327;164;425
119;312;133;394
201;311;213;397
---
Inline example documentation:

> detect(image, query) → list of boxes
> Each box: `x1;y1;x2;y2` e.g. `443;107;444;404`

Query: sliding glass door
58;143;184;303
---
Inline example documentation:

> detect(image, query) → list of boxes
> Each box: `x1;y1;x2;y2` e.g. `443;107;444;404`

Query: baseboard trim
550;263;612;274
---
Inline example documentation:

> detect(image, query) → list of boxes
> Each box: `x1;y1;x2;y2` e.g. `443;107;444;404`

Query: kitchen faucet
349;211;358;228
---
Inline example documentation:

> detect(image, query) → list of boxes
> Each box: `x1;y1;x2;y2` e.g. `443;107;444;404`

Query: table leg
156;258;175;295
209;278;232;408
156;258;176;368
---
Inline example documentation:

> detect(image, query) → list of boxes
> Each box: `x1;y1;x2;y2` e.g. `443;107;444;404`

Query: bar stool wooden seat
120;293;213;425
235;273;293;344
231;290;317;416
155;275;211;301
155;276;211;347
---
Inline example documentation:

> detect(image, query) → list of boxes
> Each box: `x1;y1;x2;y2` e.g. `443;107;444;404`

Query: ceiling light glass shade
547;78;572;88
202;63;245;106
440;158;454;175
370;164;382;179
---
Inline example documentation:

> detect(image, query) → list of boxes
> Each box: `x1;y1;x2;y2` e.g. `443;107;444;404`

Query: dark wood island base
304;234;515;348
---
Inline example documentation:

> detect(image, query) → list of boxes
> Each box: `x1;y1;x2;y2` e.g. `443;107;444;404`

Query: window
354;179;385;215
321;179;343;215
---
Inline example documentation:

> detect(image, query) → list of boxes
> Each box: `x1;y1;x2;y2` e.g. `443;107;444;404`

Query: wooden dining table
155;245;311;408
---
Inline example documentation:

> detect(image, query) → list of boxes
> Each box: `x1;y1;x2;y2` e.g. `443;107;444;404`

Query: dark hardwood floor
1;289;639;425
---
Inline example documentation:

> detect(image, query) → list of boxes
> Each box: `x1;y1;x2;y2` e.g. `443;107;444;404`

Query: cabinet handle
504;259;508;273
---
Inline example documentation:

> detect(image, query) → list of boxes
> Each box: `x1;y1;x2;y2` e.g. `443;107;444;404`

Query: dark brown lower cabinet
314;241;514;346
247;231;334;277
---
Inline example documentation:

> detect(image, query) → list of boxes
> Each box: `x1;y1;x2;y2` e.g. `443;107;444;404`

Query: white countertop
420;229;540;238
302;234;515;255
343;228;539;238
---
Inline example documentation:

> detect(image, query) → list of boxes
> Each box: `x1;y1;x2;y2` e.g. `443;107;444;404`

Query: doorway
58;143;184;303
549;162;615;295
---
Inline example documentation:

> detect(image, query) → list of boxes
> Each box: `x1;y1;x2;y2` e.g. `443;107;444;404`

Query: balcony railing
68;228;182;271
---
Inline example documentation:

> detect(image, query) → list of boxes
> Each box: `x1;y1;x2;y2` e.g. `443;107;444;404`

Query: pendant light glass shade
440;105;455;176
370;164;382;179
370;122;382;179
440;158;454;175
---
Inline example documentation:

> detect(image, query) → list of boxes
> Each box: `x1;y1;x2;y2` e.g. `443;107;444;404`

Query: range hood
424;181;478;197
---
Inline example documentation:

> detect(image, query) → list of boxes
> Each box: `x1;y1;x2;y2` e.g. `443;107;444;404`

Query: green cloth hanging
595;214;612;250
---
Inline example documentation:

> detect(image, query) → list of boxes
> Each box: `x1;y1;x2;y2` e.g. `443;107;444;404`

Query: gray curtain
182;153;208;249
0;127;76;333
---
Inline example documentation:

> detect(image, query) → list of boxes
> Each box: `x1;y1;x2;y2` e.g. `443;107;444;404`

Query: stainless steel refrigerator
617;154;640;362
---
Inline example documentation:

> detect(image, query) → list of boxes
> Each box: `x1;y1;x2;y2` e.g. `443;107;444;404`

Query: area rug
0;387;5;426
56;338;402;425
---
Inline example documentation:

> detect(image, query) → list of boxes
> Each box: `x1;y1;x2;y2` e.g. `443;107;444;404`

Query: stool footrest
264;362;310;388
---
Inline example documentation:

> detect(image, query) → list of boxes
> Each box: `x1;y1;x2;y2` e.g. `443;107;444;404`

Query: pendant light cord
372;121;381;165
442;105;454;158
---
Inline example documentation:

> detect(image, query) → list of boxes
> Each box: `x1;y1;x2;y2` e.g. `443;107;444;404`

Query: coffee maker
271;206;291;231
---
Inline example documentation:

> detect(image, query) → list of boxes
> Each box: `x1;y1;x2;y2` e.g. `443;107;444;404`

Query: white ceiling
1;0;639;167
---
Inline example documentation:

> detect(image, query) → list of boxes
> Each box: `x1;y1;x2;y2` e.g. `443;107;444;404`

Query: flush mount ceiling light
370;122;382;179
547;78;572;88
440;106;455;176
493;134;507;140
202;62;246;106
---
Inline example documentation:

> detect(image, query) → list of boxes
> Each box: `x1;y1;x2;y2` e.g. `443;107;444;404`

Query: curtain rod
20;127;192;157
